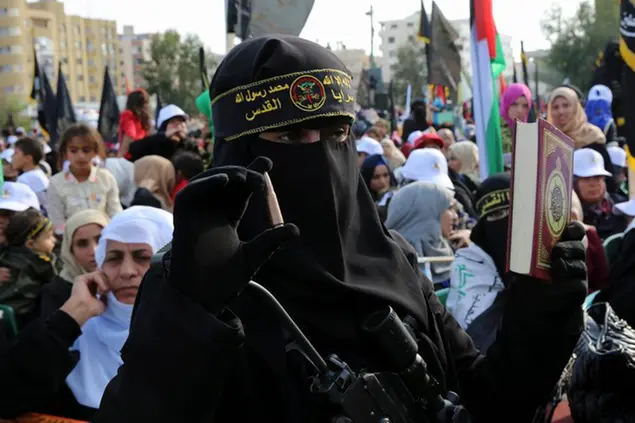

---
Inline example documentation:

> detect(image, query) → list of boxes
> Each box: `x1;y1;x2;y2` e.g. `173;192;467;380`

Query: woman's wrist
60;296;93;327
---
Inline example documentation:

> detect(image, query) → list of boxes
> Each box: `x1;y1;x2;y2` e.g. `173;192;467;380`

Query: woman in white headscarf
5;206;174;421
40;210;110;318
63;206;173;419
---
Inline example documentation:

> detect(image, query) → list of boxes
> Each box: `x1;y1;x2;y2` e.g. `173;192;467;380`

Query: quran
507;119;574;280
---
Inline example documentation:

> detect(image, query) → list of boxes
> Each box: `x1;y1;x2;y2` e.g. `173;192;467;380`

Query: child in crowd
46;124;122;234
0;182;41;245
13;137;50;210
171;151;204;201
0;209;56;328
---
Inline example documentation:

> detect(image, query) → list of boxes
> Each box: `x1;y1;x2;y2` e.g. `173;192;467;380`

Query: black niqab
211;35;430;361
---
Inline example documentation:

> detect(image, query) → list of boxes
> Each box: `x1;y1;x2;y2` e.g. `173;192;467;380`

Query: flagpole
366;6;375;68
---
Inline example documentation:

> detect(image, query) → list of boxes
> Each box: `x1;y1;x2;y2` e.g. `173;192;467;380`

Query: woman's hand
448;229;471;249
60;272;109;327
169;157;299;314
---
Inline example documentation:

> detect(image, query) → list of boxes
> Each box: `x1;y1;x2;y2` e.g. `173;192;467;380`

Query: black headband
476;188;511;217
211;68;356;141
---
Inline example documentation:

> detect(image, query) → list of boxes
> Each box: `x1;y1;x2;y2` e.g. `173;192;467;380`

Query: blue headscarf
585;85;613;134
360;154;396;202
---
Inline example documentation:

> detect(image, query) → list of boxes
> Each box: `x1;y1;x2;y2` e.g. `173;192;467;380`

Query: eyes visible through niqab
260;124;351;144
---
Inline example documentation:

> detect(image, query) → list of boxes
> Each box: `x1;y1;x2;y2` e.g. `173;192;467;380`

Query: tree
542;1;615;89
0;96;31;130
390;42;428;106
142;30;217;116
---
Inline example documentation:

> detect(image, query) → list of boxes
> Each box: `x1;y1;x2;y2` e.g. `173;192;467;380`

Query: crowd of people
0;35;631;422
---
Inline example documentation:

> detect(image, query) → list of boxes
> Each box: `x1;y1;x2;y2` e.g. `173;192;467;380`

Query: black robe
93;232;584;423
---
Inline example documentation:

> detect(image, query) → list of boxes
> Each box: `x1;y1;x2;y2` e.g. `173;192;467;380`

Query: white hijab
66;206;174;409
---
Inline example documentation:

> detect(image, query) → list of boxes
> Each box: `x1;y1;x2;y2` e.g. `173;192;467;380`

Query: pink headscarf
500;83;533;128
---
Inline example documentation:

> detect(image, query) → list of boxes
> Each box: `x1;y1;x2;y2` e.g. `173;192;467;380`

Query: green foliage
0;96;32;130
390;42;428;105
142;30;217;116
542;1;616;89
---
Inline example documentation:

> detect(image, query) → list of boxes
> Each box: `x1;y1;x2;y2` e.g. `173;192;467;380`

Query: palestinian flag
470;0;505;179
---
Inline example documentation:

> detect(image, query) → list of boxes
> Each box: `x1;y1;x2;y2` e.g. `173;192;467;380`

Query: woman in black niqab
210;37;430;359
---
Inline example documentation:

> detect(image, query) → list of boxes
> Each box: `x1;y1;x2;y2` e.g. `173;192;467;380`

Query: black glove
169;157;299;314
551;221;588;283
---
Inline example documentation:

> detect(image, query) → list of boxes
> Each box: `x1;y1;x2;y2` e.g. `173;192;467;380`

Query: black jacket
40;275;72;319
448;168;478;218
128;133;198;162
0;310;95;420
93;235;583;423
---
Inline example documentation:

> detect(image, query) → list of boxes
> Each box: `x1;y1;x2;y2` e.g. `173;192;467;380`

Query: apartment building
118;25;154;91
0;0;122;104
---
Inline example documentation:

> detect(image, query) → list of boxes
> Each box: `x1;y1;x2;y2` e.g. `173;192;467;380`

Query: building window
407;35;414;42
390;63;399;71
79;96;86;102
3;86;15;94
60;24;66;32
388;37;395;44
134;58;144;66
33;19;47;29
24;19;30;28
60;40;67;49
389;50;397;58
407;22;414;27
0;46;23;55
87;41;94;52
0;8;19;17
76;58;83;65
89;75;96;83
0;27;21;36
74;25;81;34
62;57;68;64
77;75;84;82
101;43;107;55
87;59;95;67
390;24;398;29
75;41;82;50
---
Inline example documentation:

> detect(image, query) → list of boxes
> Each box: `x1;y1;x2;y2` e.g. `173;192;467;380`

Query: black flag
512;61;518;83
199;47;210;90
428;2;460;104
226;0;238;34
388;81;398;134
238;0;252;40
97;66;120;146
155;92;163;130
520;41;536;122
30;48;55;136
417;0;431;44
52;62;76;147
620;0;635;156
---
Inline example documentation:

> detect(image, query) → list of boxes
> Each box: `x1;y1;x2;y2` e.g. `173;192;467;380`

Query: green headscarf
195;90;213;136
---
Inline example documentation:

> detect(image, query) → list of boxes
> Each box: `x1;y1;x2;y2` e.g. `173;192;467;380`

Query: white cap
614;199;635;216
1;148;14;163
401;148;454;190
587;84;613;104
573;149;611;178
157;104;188;130
15;127;25;135
356;136;383;156
7;135;18;145
0;182;40;212
607;146;627;168
407;130;423;145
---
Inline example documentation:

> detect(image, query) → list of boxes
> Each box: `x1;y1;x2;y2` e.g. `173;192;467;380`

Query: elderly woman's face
102;240;153;304
508;96;530;123
551;96;573;128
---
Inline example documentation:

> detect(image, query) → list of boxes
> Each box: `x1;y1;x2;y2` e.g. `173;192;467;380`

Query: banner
249;0;314;37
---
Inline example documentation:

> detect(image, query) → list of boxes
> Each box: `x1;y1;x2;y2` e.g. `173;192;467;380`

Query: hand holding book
550;221;588;282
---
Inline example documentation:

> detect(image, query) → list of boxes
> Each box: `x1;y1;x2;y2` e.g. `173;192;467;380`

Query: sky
56;0;584;57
